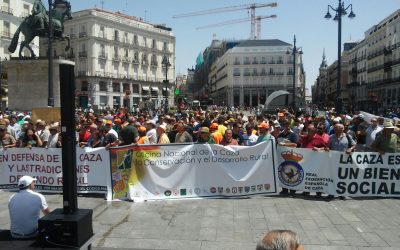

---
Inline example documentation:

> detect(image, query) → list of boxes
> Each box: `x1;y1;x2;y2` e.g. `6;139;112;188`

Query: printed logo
173;189;179;196
218;187;224;194
210;187;217;193
238;187;243;193
257;185;263;191
232;187;238;194
164;190;172;196
180;189;187;196
278;151;304;187
251;186;256;192
225;187;231;194
264;184;270;190
194;188;201;195
188;189;193;195
245;186;250;193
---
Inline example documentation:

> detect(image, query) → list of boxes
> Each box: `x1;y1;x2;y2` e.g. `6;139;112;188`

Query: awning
142;86;150;91
151;87;159;92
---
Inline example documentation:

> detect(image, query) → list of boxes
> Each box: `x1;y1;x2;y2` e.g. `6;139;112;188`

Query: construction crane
173;2;277;40
196;15;277;40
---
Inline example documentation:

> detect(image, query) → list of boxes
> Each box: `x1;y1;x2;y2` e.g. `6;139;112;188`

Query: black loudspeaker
39;208;93;248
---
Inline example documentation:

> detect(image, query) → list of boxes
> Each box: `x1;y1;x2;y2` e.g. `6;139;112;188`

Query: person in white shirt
145;120;157;144
365;118;383;150
8;176;50;239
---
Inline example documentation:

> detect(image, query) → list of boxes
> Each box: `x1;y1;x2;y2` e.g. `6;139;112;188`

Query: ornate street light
324;0;356;114
162;56;171;114
286;35;303;112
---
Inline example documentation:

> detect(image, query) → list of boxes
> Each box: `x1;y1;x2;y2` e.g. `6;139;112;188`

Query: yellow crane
173;2;277;40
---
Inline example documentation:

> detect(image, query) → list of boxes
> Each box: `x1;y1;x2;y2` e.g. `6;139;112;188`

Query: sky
70;0;399;91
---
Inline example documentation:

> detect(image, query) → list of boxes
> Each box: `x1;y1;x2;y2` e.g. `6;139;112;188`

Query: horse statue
8;0;72;58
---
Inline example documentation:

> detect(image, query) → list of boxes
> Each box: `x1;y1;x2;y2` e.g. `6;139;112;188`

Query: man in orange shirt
210;123;222;144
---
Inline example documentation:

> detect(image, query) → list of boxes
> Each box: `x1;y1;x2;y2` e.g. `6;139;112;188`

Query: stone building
40;8;176;110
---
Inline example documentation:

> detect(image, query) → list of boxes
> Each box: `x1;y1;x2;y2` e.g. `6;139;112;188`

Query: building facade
208;39;305;108
1;0;37;109
40;8;176;110
313;9;400;113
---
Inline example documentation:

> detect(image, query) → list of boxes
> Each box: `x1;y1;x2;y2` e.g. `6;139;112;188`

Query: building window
152;39;156;49
233;68;240;76
114;30;119;41
2;21;10;38
112;83;120;92
134;35;138;45
163;41;168;51
81;81;89;91
99;81;108;92
99;96;107;107
132;84;139;93
244;68;250;76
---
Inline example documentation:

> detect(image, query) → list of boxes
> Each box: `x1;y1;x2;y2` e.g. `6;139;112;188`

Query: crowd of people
1;107;399;153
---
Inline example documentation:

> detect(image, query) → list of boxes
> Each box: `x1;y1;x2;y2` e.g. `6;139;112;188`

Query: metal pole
164;60;168;114
48;0;54;107
0;58;2;111
336;0;342;114
293;35;296;112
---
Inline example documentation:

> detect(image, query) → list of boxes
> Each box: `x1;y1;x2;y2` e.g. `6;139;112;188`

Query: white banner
0;147;112;199
277;147;400;197
110;141;278;201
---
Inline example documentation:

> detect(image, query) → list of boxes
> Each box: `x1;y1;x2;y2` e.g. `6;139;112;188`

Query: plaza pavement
0;190;399;250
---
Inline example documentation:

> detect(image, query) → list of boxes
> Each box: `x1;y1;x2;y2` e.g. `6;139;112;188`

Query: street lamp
324;0;356;114
286;35;302;112
162;55;171;114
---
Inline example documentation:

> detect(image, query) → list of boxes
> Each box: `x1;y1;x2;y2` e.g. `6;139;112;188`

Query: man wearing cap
196;127;215;144
8;176;50;239
242;124;258;146
256;123;274;144
137;126;150;145
146;120;157;144
371;121;399;154
105;120;118;138
210;122;222;144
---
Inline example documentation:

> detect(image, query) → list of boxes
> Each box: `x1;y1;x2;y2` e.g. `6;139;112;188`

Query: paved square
0;190;399;249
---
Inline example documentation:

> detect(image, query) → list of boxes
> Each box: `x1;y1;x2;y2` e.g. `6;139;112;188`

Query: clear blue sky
70;0;399;91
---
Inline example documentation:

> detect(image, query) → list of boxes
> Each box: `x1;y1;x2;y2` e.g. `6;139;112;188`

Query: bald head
256;230;303;250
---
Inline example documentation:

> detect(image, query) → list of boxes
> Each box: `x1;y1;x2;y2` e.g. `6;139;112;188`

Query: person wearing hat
242;124;258;146
8;175;50;239
157;124;170;144
371;121;399;154
105;120;118;139
256;123;274;144
196;127;215;144
36;120;50;148
145;120;157;144
137;126;150;145
210;122;222;144
47;124;61;148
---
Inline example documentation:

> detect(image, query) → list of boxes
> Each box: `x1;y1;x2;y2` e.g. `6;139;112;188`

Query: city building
40;8;175;110
208;39;305;108
1;0;37;109
313;9;400;113
312;50;329;108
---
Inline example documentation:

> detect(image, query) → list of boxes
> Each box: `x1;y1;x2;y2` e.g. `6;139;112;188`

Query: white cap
18;175;37;188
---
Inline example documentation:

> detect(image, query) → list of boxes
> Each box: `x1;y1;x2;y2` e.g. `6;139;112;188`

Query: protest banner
110;141;278;201
277;147;400;197
0;147;112;199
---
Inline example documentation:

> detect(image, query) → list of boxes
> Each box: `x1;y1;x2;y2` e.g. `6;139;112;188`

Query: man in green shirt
371;121;398;154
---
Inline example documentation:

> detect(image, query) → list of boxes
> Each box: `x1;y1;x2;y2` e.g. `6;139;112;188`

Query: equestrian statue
8;0;72;58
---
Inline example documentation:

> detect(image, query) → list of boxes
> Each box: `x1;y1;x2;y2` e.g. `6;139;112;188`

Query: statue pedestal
4;59;75;111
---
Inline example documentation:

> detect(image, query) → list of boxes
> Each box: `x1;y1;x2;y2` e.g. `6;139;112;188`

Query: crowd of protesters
0;107;399;153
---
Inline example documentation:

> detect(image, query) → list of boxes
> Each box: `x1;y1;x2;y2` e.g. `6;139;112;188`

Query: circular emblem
194;188;201;195
164;190;171;196
278;161;304;187
210;187;216;193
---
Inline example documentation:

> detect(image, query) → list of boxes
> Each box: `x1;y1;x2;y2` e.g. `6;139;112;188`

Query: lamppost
324;0;356;114
286;35;302;112
162;56;171;114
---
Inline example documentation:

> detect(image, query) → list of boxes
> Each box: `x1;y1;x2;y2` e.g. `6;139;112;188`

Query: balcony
260;60;267;64
122;57;131;63
275;72;284;76
260;72;267;76
79;51;87;58
1;6;13;15
78;71;87;76
357;67;366;73
367;64;384;73
243;72;251;76
269;61;276;64
233;73;241;77
276;60;284;64
150;61;158;67
98;32;107;39
367;49;384;60
252;61;258;64
113;36;120;42
1;31;11;39
233;61;241;65
67;53;75;59
132;59;139;65
287;71;293;75
243;61;251;65
112;55;121;61
252;72;258;76
98;53;107;59
268;72;275;76
70;34;76;39
79;32;87;38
